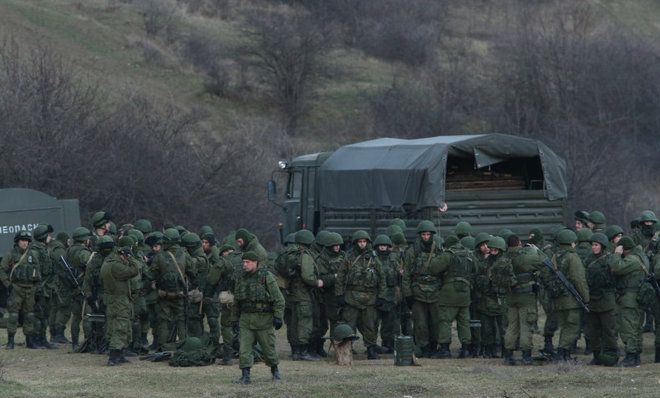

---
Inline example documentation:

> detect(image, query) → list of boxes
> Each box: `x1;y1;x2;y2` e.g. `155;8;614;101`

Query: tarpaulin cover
318;133;567;209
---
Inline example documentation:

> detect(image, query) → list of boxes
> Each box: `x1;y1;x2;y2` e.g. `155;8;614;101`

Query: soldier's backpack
274;245;304;289
168;337;215;367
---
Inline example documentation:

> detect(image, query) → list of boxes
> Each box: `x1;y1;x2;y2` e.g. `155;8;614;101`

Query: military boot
26;335;41;349
470;343;481;358
503;349;515;366
655;348;660;364
294;345;320;361
621;353;640;368
367;345;380;360
458;344;470;359
148;334;159;351
435;343;451;359
521;350;533;365
315;339;328;357
39;332;55;349
583;338;592;355
271;366;281;382
555;347;571;362
221;345;234;366
6;332;15;349
588;353;602;366
380;339;394;355
52;327;70;344
642;311;654;333
118;349;129;363
542;336;554;356
235;367;251;385
71;334;80;352
107;350;121;366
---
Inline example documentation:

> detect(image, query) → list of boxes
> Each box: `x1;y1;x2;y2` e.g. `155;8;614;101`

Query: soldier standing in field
234;251;285;384
373;234;401;354
315;231;344;356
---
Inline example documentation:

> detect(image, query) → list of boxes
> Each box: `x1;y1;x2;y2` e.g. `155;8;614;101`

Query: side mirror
267;180;282;207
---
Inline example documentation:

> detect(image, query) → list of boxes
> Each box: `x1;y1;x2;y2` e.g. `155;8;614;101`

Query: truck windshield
287;171;302;199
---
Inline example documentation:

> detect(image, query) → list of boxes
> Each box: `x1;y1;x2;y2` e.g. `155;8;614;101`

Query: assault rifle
60;255;85;298
542;258;590;312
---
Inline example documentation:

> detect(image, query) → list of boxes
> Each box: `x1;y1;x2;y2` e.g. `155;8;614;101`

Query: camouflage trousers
618;306;642;354
156;298;186;344
55;293;83;342
341;304;379;347
378;302;400;347
504;301;536;351
221;303;239;352
437;305;471;345
238;313;278;369
7;284;37;335
411;300;441;349
556;308;581;350
289;300;319;346
586;309;618;358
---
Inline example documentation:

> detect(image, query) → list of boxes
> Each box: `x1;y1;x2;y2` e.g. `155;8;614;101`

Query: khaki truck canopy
318;133;567;210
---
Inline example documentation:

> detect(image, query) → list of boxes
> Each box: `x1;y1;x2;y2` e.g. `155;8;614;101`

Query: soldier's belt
515;273;534;283
13;283;37;289
239;302;272;313
346;286;378;293
511;286;535;294
413;275;440;284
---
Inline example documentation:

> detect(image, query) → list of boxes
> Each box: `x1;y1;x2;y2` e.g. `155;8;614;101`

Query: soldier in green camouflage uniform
611;236;645;367
374;234;401;354
500;235;545;365
125;229;151;353
234;251;285;384
575;228;594;354
31;224;56;348
235;228;268;263
150;228;195;347
435;235;474;359
81;235;114;353
541;229;589;361
200;232;222;348
314;231;344;356
529;227;559;355
55;227;93;350
143;231;163;350
389;226;411;336
633;211;658;335
336;230;387;360
403;221;443;357
584;233;618;366
470;232;491;357
474;235;507;359
587;211;607;234
181;232;208;338
101;236;139;365
217;243;243;365
1;231;41;349
48;232;69;344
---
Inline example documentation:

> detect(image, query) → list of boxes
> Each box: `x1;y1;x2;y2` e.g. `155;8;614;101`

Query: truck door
283;169;304;236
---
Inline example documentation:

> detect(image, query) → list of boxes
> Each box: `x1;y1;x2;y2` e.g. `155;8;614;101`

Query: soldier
474;235;507;359
150;228;194;347
31;224;56;348
587;211;607;234
143;231;163;350
403;221;443;358
501;235;545;365
200;231;221;348
48;232;69;344
633;210;658;334
90;211;113;243
528;227;557;352
541;229;589;361
181;232;208;338
611;236;645;367
373;234;401;354
316;232;344;354
285;229;323;361
389;226;411;337
470;232;491;357
126;229;151;353
454;221;472;239
217;243;243;365
336;230;386;360
605;225;624;250
435;235;474;359
575;229;594;264
101;236;140;365
584;233;618;366
81;235;115;353
235;228;268;263
574;211;591;231
56;227;93;350
234;251;285;384
1;231;41;349
650;227;660;362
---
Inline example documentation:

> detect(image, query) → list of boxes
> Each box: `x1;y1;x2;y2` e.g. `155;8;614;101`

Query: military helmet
175;225;188;237
576;228;593;243
619;236;635;250
474;232;491;247
433;235;444;248
373;234;393;247
527;228;544;245
219;243;235;254
33;224;54;241
182;232;202;248
588;211;606;225
557;229;578;245
91;211;112;228
14;230;32;242
145;231;164;247
96;235;115;250
605;225;624;241
590;233;609;248
351;230;371;242
56;232;70;244
295;229;315;246
127;229;145;244
639;210;658;223
497;228;514;240
454;221;472;237
284;233;296;245
443;235;460;248
118;236;135;251
235;228;251;242
416;220;437;234
574;210;590;224
332;323;359;341
180;336;204;352
327;232;344;247
391;231;406;245
386;224;403;238
460;236;475;250
133;219;153;234
108;221;117;235
72;227;92;242
198;225;214;237
163;228;181;244
488;236;507;251
315;230;332;246
390;218;407;232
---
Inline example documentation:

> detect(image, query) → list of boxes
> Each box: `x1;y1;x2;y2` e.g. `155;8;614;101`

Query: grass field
1;324;659;398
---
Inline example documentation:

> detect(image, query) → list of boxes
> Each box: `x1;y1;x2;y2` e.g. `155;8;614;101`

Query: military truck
267;134;568;242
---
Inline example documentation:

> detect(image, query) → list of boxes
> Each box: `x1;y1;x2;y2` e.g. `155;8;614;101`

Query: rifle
542;258;590;312
60;255;85;298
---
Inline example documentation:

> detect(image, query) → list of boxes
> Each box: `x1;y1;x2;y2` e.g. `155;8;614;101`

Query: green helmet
443;235;460;248
433;235;444;247
474;232;491;247
72;227;92;242
390;218;407;232
497;228;514;240
118;236;135;251
96;235;115;250
527;228;544;245
416;220;437;234
373;234;393;247
14;230;32;243
590;232;609;248
460;236;475;250
108;221;117;235
127;229;145;244
295;229;315;246
391;231;406;245
56;232;69;244
605;225;624;241
145;231;164;247
386;224;403;238
639;210;658;223
33;224;54;241
199;225;214;237
574;210;590;224
488;236;506;251
284;233;296;245
175;225;188;236
133;219;153;234
588;211;606;225
619;236;635;250
91;211;112;228
163;228;181;245
332;323;358;341
557;229;577;245
180;336;204;352
576;228;593;243
455;221;472;237
315;230;332;246
351;230;371;242
182;232;202;248
327;232;344;247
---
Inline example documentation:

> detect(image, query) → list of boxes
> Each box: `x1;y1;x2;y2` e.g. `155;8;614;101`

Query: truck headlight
278;160;288;169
